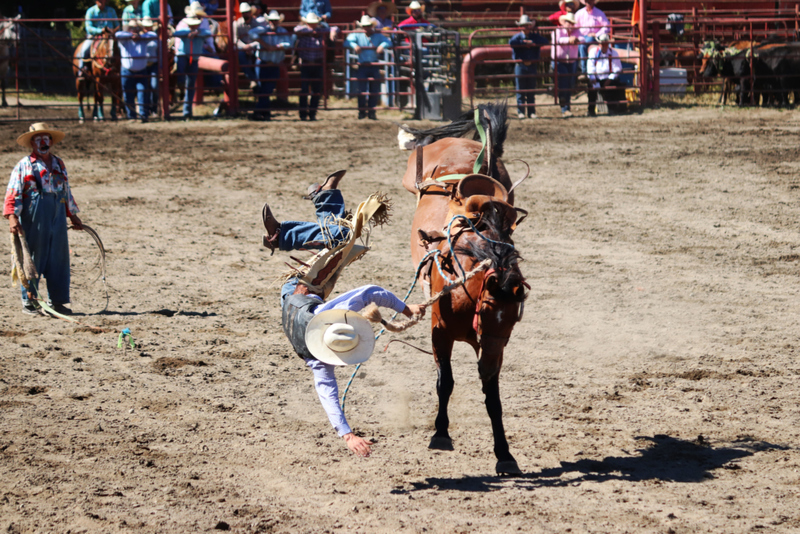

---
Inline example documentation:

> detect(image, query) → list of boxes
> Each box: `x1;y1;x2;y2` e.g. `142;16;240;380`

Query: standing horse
399;102;529;474
72;30;122;122
0;15;19;108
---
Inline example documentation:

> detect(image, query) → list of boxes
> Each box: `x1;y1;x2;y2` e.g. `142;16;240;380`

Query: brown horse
72;31;122;122
400;102;529;474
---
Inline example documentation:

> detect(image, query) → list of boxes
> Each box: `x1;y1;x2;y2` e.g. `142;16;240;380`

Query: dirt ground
1;104;800;533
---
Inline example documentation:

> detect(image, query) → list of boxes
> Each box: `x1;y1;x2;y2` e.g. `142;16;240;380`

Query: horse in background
0;15;20;107
399;102;529;474
72;30;122;122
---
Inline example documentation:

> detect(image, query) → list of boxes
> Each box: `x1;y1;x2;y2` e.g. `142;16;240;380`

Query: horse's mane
454;208;525;301
399;101;509;158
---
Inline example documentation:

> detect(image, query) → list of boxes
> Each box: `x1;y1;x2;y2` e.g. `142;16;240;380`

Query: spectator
121;0;143;31
551;13;583;118
142;0;174;26
398;1;429;29
509;14;548;120
346;15;392;120
184;1;216;55
368;1;397;31
173;17;211;120
249;10;295;121
294;12;335;121
251;1;266;24
5;123;83;316
116;19;156;121
300;0;332;22
574;0;609;73
78;0;118;74
587;33;626;115
548;0;577;24
142;17;160;117
234;2;259;84
198;1;220;16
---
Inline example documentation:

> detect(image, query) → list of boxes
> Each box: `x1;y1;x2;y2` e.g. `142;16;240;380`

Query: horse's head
0;15;20;42
93;35;117;71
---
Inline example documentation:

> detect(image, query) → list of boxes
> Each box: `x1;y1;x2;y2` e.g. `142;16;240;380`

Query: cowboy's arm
4;161;26;230
85;7;103;35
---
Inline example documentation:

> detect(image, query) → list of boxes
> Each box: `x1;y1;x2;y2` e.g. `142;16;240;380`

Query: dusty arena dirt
2;105;800;533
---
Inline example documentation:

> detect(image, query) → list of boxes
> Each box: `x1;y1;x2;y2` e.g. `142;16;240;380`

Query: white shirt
587;46;622;82
305;284;407;436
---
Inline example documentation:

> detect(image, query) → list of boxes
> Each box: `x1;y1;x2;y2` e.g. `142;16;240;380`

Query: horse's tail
397;100;509;158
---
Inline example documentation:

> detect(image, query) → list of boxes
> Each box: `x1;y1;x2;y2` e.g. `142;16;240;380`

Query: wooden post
226;0;239;115
159;0;170;119
638;0;649;106
652;22;660;105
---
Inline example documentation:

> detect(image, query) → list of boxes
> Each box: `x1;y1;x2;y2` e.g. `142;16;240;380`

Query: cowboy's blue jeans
121;66;149;119
356;64;381;114
176;56;199;117
255;63;280;111
556;61;578;112
239;51;257;80
514;63;538;115
19;189;71;306
280;189;350;302
299;64;323;118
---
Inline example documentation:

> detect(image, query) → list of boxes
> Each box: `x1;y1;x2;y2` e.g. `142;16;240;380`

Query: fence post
652;22;660;105
638;0;649;106
159;0;170;119
226;0;239;115
15;20;20;120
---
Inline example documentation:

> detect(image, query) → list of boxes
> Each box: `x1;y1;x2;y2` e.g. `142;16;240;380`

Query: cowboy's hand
352;45;362;54
376;44;385;54
69;214;84;231
408;303;426;318
7;214;21;235
343;433;372;457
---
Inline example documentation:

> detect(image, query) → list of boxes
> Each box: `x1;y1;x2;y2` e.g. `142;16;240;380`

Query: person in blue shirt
116;19;157;121
248;10;295;121
198;0;219;16
173;17;212;119
78;0;119;73
142;0;174;26
509;14;549;119
345;16;392;120
299;0;332;22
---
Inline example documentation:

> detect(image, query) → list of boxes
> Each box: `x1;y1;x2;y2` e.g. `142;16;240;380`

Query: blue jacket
509;31;549;62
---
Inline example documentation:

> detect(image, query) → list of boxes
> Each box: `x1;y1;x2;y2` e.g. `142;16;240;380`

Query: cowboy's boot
261;202;281;256
304;169;347;200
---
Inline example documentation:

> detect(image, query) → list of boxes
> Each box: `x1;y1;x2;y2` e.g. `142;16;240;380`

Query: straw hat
516;14;535;26
17;123;66;147
367;1;397;17
140;17;154;27
189;1;208;17
266;10;284;22
357;14;375;27
305;310;376;366
559;13;576;25
239;2;252;13
301;12;322;24
405;1;425;16
597;33;610;43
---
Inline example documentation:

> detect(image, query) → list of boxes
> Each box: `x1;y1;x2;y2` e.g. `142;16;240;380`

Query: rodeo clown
5;123;83;316
261;170;426;457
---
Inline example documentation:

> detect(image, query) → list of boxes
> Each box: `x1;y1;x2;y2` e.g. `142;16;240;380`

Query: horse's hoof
495;460;522;476
428;436;454;451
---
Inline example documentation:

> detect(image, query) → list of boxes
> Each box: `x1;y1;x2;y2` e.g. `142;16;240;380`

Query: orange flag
631;0;640;26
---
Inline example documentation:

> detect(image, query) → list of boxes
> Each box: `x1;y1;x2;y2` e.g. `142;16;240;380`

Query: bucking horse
398;102;530;475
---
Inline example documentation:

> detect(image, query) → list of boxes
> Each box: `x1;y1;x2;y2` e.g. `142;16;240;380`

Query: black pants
588;78;628;115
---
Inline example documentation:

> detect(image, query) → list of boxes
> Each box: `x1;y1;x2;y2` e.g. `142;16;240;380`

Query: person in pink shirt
574;0;609;73
551;13;584;118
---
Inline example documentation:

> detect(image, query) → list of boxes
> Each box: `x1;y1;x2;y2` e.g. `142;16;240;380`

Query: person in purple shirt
261;170;426;457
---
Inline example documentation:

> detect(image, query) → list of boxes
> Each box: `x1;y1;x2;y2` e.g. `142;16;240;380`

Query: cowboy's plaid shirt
294;24;326;63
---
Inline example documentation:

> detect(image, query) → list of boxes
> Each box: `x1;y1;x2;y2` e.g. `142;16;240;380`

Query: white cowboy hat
127;18;141;27
239;2;252;13
17;123;66;147
305;310;376;366
597;33;611;43
516;14;535;26
559;13;576;25
301;12;322;24
266;10;284;22
184;17;202;26
367;1;398;17
406;1;425;15
189;1;208;17
140;16;154;27
357;14;375;27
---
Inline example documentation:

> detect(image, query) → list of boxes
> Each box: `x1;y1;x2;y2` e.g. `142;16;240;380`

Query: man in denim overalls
4;124;83;315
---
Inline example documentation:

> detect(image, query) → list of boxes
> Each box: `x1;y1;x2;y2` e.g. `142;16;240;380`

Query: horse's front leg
429;326;455;451
479;347;521;475
95;82;105;121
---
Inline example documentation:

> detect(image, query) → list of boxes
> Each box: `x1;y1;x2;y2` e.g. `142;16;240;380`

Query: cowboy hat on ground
406;1;425;15
305;310;376;366
17;123;66;147
301;12;322;24
367;1;398;17
357;14;375;27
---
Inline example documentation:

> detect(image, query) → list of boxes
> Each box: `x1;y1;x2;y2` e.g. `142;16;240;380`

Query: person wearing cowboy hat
77;0;119;74
294;12;338;120
300;0;332;23
346;15;393;119
248;10;296;121
548;0;578;24
4;124;83;316
551;12;584;118
509;14;549;119
234;2;259;84
368;1;398;31
574;0;609;75
261;172;426;457
173;16;212;119
587;33;626;115
116;18;158;121
142;0;174;26
398;0;430;29
122;0;143;31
